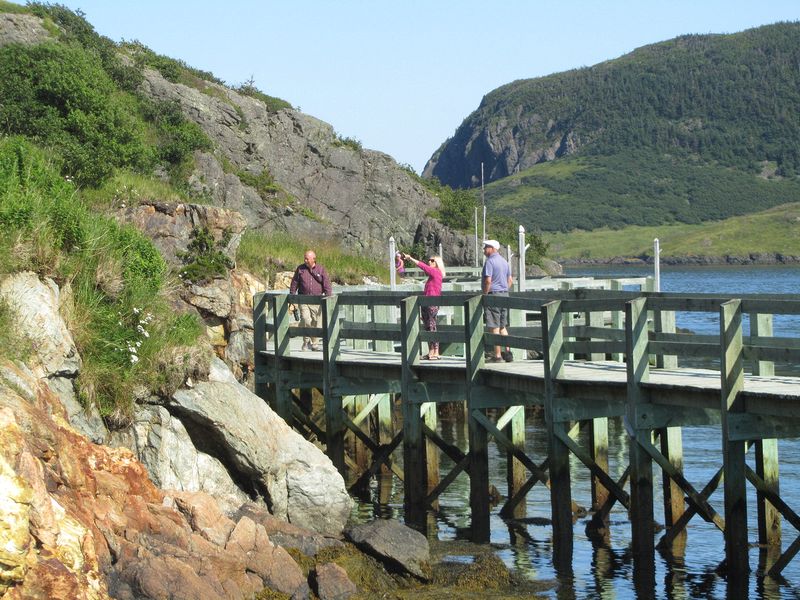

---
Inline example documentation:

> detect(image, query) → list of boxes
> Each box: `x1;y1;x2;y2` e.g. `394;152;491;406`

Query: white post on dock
474;207;479;267
389;236;397;291
517;225;527;292
438;242;443;260
653;238;661;292
481;162;486;243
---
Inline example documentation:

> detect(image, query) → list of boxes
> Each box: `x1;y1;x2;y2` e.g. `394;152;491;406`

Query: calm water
352;265;800;598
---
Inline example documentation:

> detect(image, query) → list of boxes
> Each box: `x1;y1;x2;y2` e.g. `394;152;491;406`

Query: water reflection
350;406;800;599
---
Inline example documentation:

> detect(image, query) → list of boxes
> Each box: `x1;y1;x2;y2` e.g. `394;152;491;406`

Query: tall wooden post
654;306;685;532
720;300;749;583
506;405;527;519
400;295;427;529
625;296;655;583
272;294;293;421
253;292;270;402
542;300;572;568
464;294;490;542
322;296;345;474
751;313;780;553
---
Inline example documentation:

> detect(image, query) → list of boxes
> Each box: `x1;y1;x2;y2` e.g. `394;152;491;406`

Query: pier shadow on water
349;410;800;599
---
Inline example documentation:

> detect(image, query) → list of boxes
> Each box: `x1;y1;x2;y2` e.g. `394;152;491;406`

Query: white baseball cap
482;239;500;249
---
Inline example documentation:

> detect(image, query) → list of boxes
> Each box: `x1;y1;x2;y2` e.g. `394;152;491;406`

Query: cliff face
141;69;440;256
423;109;579;189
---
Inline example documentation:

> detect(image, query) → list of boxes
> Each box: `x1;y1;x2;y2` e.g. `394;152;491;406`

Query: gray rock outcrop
0;273;81;379
345;520;431;580
169;378;352;536
414;216;477;266
0;13;52;47
139;68;440;256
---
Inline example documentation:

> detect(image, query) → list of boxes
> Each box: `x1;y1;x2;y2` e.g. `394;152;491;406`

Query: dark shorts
484;292;509;329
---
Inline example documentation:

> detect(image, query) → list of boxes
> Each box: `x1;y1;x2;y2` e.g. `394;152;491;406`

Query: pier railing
253;287;800;583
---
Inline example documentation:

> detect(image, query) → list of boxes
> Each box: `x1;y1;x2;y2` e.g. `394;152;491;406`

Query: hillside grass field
546;202;800;261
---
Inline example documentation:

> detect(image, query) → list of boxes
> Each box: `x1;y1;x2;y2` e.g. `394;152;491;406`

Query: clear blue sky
27;1;800;172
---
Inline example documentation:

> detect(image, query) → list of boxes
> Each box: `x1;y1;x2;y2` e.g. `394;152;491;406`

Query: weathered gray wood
626;296;654;562
610;280;624;362
755;438;781;548
400;295;426;525
543;300;571;566
464;294;490;541
591;417;610;511
423;401;440;506
660;426;685;530
720;299;749;579
654;309;677;369
322;296;345;474
253;293;270;401
507;405;527;518
750;313;774;376
271;294;293;420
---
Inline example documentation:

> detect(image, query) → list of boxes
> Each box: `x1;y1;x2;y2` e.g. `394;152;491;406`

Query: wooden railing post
543;300;571;568
464;294;490;541
253;292;269;401
322;295;345;474
373;303;395;467
720;299;749;582
625;297;654;564
272;294;293;421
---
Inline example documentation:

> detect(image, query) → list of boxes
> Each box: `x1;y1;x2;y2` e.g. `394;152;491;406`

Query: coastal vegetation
0;137;205;423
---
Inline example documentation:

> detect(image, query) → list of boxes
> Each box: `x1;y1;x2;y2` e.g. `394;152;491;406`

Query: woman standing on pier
402;252;446;360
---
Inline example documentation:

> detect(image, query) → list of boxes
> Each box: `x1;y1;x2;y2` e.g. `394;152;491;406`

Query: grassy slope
546;202;800;261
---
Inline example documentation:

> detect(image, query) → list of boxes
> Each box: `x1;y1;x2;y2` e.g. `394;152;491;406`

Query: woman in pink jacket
401;252;446;360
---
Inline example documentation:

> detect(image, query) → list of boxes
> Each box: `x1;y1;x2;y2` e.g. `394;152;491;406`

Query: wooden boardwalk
253;287;800;588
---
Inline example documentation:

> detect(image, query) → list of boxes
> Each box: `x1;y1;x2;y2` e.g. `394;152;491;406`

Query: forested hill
423;22;800;233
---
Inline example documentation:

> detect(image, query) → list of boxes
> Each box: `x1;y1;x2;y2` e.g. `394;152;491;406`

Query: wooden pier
253;286;800;587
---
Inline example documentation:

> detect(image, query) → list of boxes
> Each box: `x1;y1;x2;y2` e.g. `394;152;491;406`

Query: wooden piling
322;296;345;474
720;299;749;579
626;296;654;561
464;294;490;542
543;300;572;567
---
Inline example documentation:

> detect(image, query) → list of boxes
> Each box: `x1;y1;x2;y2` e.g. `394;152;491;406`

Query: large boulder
115;404;252;516
345;520;431;580
168;377;351;536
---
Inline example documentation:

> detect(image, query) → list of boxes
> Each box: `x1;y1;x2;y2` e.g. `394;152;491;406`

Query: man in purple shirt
481;240;513;363
290;250;332;351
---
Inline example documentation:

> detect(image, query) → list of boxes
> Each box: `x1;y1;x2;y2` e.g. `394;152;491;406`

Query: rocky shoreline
560;252;800;267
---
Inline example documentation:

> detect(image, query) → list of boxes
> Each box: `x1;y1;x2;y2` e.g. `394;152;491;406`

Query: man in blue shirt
481;240;513;362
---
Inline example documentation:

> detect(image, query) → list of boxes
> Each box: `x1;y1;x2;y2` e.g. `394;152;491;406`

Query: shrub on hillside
0;42;153;186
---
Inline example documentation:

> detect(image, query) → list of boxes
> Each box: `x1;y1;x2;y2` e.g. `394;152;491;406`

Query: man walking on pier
290;250;332;351
482;240;513;363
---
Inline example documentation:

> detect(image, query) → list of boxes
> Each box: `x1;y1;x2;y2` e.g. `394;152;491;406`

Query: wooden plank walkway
253;287;800;587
